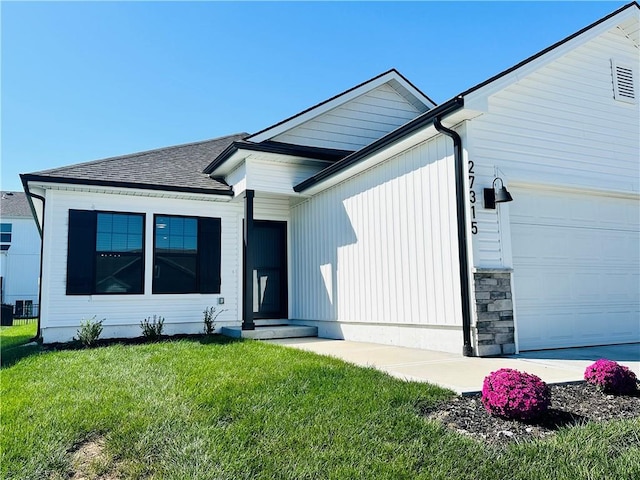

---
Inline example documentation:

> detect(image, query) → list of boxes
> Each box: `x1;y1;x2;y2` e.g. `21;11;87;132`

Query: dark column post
243;190;255;330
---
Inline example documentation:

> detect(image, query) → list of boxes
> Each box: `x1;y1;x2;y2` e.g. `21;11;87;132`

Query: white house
22;3;639;355
0;192;41;317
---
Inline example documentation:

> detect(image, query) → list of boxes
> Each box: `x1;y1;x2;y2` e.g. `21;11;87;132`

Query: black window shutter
67;210;97;295
198;217;221;293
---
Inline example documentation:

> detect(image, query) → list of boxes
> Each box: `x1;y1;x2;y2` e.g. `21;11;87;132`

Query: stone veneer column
473;269;515;356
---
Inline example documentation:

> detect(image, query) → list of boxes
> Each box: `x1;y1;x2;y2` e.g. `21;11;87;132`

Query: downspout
21;180;45;342
433;116;473;357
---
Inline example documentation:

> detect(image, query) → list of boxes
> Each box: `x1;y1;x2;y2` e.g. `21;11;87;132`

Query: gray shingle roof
1;192;33;217
23;133;248;195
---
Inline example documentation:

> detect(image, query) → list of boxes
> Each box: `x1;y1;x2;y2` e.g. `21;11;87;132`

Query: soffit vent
611;59;636;104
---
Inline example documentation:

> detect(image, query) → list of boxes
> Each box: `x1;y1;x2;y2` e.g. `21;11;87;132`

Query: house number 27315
468;160;478;235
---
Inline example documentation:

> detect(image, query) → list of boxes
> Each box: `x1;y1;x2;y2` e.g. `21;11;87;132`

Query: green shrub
74;316;105;347
140;315;165;340
203;306;224;335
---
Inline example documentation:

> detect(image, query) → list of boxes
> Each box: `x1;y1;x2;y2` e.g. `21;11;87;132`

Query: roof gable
246;69;436;146
463;2;639;108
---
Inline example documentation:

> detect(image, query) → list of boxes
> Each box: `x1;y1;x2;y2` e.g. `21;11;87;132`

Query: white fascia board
464;7;639;106
248;71;434;143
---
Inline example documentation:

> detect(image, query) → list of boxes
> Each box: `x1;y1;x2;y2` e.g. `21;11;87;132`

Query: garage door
510;186;639;351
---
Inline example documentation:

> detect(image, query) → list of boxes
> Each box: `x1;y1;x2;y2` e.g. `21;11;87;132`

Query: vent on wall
611;59;636;103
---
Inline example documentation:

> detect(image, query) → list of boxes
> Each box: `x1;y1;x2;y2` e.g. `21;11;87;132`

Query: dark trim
294;97;464;192
242;190;255;330
245;69;433;142
459;1;639;99
19;174;234;197
202;140;353;175
20;178;45;341
433;118;473;357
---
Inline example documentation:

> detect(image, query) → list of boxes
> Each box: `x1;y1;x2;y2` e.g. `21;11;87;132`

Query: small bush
75;316;105;348
481;368;551;420
584;359;637;394
140;315;165;340
203;306;224;335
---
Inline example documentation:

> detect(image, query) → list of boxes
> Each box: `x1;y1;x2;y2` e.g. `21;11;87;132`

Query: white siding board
290;133;462;351
469;27;640;268
274;83;424;151
246;158;324;196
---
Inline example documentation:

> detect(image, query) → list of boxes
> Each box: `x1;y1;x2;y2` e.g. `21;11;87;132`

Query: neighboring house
0;192;41;316
22;3;639;355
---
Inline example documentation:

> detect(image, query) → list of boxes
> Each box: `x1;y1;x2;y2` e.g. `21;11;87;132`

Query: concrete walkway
267;338;640;395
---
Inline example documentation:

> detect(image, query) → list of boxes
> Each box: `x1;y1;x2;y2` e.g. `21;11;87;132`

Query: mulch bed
421;383;640;446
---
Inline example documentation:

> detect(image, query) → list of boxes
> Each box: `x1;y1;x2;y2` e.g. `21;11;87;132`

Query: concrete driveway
267;338;640;395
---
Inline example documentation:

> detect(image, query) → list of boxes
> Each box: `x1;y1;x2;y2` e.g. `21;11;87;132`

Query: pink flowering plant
584;359;637;395
481;368;551;421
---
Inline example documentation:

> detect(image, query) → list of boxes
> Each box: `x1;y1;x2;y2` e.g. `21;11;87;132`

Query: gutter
433;118;473;357
20;175;45;341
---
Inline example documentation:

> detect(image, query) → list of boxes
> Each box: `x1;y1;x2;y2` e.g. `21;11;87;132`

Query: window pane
169;235;184;250
112;214;129;234
0;223;12;233
184;235;197;252
112;233;128;251
97;214;112;233
128;215;142;232
170;217;184;236
96;233;112;252
0;245;9;251
0;233;11;243
184;218;197;236
154;253;197;293
128;234;143;251
153;215;202;293
95;253;143;294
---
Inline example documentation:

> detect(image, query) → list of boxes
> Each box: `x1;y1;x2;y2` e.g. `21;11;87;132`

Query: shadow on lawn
1;333;242;368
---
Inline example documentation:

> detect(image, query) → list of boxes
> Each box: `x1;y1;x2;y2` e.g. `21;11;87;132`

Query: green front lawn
1;335;638;479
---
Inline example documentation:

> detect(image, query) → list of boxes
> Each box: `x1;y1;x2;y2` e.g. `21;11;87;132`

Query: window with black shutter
153;215;221;294
67;210;145;295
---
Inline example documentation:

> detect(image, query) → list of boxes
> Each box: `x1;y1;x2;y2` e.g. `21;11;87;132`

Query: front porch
221;323;318;340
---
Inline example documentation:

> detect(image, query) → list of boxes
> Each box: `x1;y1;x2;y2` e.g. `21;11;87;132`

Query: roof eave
204;141;353;176
20;174;235;197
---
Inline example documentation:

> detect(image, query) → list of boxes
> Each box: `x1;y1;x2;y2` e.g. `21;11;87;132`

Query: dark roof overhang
203;140;354;175
20;174;235;197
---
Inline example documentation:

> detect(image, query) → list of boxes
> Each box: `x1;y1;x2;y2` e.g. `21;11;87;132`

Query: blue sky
1;1;627;192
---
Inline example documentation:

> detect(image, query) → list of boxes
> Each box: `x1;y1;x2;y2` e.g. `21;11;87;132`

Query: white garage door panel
511;187;640;351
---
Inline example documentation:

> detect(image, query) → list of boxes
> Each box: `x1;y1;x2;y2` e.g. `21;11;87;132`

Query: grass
1;330;639;479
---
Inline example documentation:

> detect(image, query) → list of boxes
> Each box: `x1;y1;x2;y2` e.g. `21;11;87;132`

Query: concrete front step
221;325;318;340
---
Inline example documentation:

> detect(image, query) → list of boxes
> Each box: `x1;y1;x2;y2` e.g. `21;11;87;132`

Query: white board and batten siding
467;25;639;350
290;134;464;353
273;83;426;151
40;189;243;343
